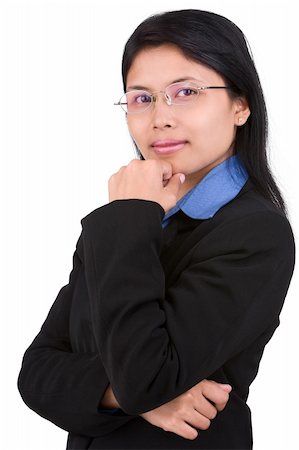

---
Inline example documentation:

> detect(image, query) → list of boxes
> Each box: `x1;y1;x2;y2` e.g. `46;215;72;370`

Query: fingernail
179;174;185;184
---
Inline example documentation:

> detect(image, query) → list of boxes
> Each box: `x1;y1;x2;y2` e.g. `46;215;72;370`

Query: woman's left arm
80;199;295;416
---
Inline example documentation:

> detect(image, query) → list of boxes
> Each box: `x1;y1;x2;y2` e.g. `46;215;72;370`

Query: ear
234;96;251;126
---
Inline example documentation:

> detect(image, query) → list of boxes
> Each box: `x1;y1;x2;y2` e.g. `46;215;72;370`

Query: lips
151;139;188;155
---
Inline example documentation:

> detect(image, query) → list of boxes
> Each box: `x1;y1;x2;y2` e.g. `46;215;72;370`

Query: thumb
166;173;185;194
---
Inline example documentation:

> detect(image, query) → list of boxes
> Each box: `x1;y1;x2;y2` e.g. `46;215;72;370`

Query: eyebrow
126;77;206;91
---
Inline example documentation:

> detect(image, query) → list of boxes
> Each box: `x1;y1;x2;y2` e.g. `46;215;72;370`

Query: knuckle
108;174;116;185
206;407;217;419
183;391;193;402
168;193;177;205
222;392;229;402
146;158;157;166
174;405;185;417
202;418;211;430
127;160;137;170
186;391;193;399
211;408;218;419
193;384;203;395
216;402;225;411
218;391;228;403
128;158;138;165
146;159;160;172
189;429;199;440
163;418;176;432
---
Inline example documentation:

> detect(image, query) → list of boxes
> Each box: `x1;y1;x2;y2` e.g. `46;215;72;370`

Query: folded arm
17;234;134;437
80;200;295;415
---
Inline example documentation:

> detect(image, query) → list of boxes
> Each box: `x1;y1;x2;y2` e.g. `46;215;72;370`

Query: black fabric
18;178;295;449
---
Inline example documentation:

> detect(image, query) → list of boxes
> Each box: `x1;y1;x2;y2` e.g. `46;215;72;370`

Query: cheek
127;118;144;143
126;123;147;157
195;106;235;145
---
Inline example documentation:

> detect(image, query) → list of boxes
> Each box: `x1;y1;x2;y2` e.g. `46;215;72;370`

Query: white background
0;0;298;449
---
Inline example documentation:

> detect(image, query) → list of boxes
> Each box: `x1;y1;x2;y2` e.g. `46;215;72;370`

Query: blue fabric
162;154;249;228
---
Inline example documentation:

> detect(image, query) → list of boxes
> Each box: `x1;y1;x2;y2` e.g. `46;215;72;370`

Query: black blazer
18;178;295;449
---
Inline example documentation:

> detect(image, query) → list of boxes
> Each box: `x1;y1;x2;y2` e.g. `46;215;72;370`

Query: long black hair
121;9;288;217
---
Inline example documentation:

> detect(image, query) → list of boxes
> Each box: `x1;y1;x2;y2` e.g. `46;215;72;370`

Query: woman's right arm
18;232;230;439
102;381;232;440
17;233;134;437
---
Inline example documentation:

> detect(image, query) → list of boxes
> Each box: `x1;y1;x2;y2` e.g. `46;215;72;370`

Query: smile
151;140;188;155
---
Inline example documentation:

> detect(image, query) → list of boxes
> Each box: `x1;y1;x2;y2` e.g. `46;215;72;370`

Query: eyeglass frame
114;81;233;114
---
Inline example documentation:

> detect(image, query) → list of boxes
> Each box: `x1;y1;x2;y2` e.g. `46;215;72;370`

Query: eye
134;93;152;104
176;87;198;97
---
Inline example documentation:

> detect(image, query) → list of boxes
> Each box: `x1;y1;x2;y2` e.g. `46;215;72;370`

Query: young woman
18;9;295;450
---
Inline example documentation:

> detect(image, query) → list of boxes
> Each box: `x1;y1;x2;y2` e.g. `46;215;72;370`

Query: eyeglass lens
122;82;200;113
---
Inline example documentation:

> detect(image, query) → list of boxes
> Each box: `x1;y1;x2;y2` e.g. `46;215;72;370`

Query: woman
18;9;295;450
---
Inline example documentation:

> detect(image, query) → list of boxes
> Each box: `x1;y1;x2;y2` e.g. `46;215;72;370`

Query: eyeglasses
114;81;232;114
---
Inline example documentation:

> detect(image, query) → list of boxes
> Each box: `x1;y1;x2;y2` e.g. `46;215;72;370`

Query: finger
201;380;230;402
116;165;127;174
194;397;218;420
214;397;230;412
158;160;173;181
186;410;211;431
164;420;199;440
219;384;232;393
201;381;230;411
164;173;185;194
211;391;230;412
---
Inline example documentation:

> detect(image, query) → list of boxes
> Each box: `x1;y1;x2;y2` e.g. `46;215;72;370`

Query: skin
105;44;251;439
123;44;250;202
109;45;250;212
101;381;232;440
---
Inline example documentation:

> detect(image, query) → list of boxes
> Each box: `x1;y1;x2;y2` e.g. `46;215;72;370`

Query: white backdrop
0;0;298;449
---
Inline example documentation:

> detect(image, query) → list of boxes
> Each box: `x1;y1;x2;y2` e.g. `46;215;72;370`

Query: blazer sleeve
17;233;134;437
80;199;296;416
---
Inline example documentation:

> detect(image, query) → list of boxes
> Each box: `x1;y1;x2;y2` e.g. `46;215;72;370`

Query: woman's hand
100;379;232;441
140;379;232;440
108;159;185;213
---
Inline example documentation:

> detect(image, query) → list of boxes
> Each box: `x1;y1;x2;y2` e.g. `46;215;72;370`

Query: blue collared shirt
162;154;249;228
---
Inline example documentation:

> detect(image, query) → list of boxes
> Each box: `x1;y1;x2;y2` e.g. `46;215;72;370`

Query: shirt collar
162;154;249;226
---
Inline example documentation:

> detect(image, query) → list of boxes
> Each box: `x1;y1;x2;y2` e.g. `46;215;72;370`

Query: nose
153;91;172;106
151;92;177;129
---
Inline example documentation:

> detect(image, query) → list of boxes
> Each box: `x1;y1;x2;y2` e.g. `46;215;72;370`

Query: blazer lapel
160;178;255;290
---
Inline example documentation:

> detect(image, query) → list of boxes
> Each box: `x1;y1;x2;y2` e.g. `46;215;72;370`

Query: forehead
126;44;224;89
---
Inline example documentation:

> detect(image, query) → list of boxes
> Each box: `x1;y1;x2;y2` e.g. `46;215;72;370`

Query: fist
108;159;185;213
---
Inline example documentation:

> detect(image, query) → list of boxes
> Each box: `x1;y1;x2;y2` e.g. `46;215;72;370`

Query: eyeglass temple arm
198;86;232;90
